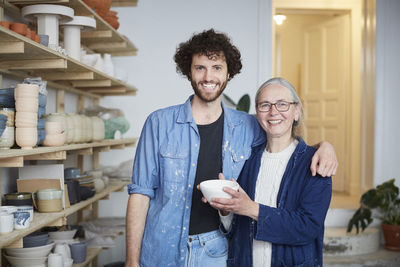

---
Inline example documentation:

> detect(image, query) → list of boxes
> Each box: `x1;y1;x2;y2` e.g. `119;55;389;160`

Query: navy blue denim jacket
227;138;332;267
128;96;265;267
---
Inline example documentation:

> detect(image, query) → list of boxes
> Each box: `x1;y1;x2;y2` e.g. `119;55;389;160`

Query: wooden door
301;14;350;192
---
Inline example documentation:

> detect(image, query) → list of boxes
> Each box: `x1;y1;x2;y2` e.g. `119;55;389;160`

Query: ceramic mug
69;242;87;263
16;205;34;222
37;188;63;200
13;211;30;229
0;212;14;234
48;253;64;267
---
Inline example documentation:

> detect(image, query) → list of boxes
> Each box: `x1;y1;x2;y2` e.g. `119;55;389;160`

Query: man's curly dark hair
174;29;242;81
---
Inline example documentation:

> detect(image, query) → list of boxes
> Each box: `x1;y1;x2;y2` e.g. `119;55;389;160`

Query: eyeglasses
257;101;297;112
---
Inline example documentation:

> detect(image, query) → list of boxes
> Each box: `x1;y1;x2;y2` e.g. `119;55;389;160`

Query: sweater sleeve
254;175;332;245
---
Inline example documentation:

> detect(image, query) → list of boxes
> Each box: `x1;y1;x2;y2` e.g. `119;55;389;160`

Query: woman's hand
209;174;259;221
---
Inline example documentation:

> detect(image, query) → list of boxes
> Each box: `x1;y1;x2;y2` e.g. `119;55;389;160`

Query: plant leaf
237;94;250;113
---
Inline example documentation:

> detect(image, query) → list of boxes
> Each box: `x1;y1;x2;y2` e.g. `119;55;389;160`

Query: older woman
210;77;332;267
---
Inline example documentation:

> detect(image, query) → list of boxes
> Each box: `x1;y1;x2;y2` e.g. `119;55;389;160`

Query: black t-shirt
189;111;224;235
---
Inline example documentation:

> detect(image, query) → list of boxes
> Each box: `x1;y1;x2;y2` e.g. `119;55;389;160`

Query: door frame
271;0;375;208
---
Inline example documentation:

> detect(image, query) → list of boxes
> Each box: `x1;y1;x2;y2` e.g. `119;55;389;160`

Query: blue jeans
185;229;228;267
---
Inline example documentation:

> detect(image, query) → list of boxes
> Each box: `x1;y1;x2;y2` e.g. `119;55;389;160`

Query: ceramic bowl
4;254;47;266
199;179;240;202
45;121;63;135
43;132;66;147
49;229;77;240
0;126;15;149
16;127;38;149
15;111;38;128
14;84;39;99
23;231;49;248
64;167;81;179
15;97;39;112
5;242;54;258
0;108;15;126
0;206;18;214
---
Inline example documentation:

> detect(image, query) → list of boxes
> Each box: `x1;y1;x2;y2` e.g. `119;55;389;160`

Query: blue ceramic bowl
38;93;47;108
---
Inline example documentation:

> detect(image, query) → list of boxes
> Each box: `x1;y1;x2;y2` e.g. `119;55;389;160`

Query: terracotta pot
0;21;11;29
35;35;40;44
83;0;97;9
382;223;400;251
10;23;27;36
25;28;31;39
30;30;36;41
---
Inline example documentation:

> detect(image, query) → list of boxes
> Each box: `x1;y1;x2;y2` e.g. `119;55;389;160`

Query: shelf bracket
72;79;111;87
25;151;67;160
0;156;24;167
0;41;24;54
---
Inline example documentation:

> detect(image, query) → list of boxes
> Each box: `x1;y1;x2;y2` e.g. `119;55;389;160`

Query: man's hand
311;141;338;177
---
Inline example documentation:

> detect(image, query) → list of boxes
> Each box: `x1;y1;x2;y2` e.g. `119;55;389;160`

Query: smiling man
125;29;338;267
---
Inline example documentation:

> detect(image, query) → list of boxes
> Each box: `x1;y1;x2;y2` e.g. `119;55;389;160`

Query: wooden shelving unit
0;180;129;248
5;0;138;56
0;138;137;167
0;26;137;96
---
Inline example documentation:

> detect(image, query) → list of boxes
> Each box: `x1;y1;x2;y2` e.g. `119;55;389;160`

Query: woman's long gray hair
255;77;304;138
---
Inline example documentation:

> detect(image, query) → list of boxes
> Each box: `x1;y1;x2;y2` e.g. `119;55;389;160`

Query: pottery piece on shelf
15;83;39;99
38;34;49;46
15;97;39;113
0;126;15;149
60;16;96;61
15;111;38;128
16;127;38;149
45;121;63;135
21;4;74;47
0;21;11;29
10;22;28;36
42;132;66;147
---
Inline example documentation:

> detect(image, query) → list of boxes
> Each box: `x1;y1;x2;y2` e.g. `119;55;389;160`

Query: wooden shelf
0;138;137;166
0;180;129;248
0;27;137;96
72;247;102;267
112;0;138;7
5;0;138;56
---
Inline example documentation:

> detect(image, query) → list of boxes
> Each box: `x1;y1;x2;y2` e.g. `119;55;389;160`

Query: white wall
374;0;400;188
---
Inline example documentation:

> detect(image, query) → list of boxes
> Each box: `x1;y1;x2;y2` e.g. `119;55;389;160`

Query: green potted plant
223;93;251;113
347;178;400;251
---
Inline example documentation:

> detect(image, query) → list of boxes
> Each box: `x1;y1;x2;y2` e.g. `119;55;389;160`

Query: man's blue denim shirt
127;95;265;267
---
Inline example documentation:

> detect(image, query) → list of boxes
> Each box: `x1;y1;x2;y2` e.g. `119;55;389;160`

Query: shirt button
181;257;184;260
192;163;195;167
181;249;184;253
195;144;198;147
240;155;244;159
188;184;191;188
186;206;189;209
183;227;186;230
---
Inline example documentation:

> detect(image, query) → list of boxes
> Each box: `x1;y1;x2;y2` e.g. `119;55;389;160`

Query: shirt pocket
160;142;189;185
229;147;251;178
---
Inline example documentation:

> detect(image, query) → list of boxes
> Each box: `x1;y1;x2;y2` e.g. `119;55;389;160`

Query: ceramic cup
45;121;63;135
16;205;34;222
16;127;38;149
37;189;63;200
48;253;64;267
13;211;30;229
15;97;39;112
0;212;14;234
15;111;38;128
69;242;87;263
14;84;39;99
54;242;71;262
0;206;18;214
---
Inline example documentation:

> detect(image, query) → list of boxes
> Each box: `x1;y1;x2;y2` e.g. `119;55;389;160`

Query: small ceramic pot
48;253;64;267
45;121;63;135
0;21;11;29
15;111;38;128
16;127;37;149
45;113;67;132
35;35;40;44
39;34;49;46
0;213;14;234
10;23;27;36
15;98;39;112
0;108;15;127
25;28;31;39
69;242;87;263
91;117;105;141
43;132;66;147
16;205;34;222
30;30;36;41
14;84;39;99
13;211;31;229
64;167;81;179
65;114;74;144
0;126;15;149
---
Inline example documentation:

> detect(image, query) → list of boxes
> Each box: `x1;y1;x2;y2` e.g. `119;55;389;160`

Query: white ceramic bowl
4;254;47;267
5;242;54;258
199;179;239;202
49;229;77;240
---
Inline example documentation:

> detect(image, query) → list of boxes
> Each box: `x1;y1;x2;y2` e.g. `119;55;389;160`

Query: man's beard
191;80;228;102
